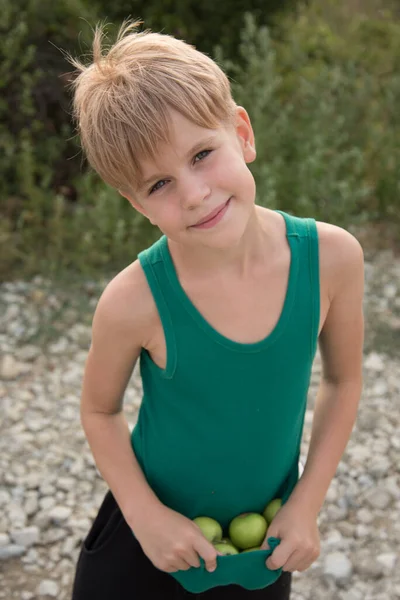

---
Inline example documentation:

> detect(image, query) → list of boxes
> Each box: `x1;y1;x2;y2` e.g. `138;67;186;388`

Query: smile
190;198;231;230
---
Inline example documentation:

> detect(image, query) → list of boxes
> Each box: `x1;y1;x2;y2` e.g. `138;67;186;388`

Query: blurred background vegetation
1;0;400;280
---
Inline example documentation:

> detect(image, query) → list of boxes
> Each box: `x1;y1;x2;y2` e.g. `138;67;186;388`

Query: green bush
0;0;95;219
2;0;400;280
216;4;400;226
90;0;296;61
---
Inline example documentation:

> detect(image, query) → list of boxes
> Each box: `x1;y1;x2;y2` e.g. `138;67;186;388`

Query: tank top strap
305;217;320;357
275;210;320;358
138;236;177;379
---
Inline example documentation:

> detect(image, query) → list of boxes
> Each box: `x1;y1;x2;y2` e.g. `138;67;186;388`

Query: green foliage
216;5;400;226
2;0;400;280
1;173;159;279
0;0;94;216
91;0;295;59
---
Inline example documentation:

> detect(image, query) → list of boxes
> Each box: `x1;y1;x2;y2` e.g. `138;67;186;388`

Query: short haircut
66;19;237;195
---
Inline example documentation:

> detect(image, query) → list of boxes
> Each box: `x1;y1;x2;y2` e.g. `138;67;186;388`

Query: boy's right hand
133;503;219;573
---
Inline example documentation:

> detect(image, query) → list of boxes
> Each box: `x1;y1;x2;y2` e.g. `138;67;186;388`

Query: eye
149;180;167;195
194;149;212;163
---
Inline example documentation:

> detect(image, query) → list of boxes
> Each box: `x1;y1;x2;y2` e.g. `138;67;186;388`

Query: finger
266;541;293;570
281;549;302;572
185;548;201;569
286;548;319;573
164;559;192;573
194;538;218;572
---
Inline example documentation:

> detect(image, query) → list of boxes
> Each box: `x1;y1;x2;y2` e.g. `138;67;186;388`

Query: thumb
194;537;218;573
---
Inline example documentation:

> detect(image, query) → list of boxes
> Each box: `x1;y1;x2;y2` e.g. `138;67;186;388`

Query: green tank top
131;210;320;592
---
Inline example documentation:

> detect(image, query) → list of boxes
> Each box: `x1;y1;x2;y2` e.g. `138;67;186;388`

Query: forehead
151;113;220;161
145;110;231;165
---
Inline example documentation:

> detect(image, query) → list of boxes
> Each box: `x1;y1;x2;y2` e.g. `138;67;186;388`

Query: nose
178;172;211;210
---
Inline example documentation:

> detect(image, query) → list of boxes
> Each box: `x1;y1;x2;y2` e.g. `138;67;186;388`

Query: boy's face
121;106;257;250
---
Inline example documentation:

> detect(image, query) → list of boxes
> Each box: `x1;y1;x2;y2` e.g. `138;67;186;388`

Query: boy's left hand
260;499;320;572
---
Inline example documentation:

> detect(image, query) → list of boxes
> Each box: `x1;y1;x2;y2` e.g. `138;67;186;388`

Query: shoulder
92;259;155;345
315;220;364;300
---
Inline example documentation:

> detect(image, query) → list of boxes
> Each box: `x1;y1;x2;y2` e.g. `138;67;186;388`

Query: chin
200;221;249;250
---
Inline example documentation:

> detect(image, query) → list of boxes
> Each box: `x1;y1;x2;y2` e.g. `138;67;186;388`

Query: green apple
241;546;262;553
214;541;239;555
228;513;267;550
193;516;223;543
263;498;282;524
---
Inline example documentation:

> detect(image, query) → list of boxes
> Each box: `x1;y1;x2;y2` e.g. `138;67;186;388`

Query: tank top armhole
137;249;177;379
306;218;320;360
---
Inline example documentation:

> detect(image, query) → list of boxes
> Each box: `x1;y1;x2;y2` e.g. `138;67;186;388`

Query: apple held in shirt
192;498;282;556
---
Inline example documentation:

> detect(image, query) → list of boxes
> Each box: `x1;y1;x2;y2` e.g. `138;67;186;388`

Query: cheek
149;201;182;229
222;160;255;196
215;151;252;186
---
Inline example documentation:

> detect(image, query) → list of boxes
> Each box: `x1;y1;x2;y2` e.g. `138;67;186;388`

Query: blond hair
66;19;237;195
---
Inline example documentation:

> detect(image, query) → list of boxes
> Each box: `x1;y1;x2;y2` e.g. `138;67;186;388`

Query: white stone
18;345;41;361
383;283;397;298
0;490;11;507
26;419;47;432
0;544;25;559
368;456;392;477
48;337;69;354
21;548;39;564
25;496;39;517
48;506;72;522
10;527;40;548
36;580;59;597
357;508;374;524
56;477;75;492
376;553;397;571
364;352;385;371
325;530;343;547
0;354;20;379
364;488;393;510
39;496;56;511
340;590;363;600
42;529;68;544
323;551;353;584
348;444;371;463
0;534;10;547
25;473;41;489
7;503;26;528
355;524;370;538
60;536;76;558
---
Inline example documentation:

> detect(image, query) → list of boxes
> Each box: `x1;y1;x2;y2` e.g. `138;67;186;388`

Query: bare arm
80;263;218;573
290;225;365;516
80;268;162;530
261;225;364;573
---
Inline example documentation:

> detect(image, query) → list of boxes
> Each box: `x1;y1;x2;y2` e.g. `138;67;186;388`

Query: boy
68;19;364;600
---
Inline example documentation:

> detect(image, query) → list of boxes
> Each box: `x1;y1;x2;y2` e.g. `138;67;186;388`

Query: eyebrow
138;135;218;193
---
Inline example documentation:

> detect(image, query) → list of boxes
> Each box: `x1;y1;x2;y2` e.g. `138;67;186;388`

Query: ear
234;106;256;164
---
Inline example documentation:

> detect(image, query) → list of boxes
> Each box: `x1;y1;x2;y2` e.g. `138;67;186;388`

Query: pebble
364;488;393;510
0;544;26;559
1;252;399;598
48;506;72;523
10;527;40;547
323;552;353;585
36;580;59;597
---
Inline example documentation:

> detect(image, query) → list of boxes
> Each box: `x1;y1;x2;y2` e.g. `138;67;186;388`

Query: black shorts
71;490;292;600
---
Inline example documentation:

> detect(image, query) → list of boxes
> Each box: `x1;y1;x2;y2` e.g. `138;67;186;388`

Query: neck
168;206;276;280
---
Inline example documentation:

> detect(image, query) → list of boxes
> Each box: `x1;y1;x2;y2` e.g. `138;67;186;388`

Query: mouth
190;198;231;229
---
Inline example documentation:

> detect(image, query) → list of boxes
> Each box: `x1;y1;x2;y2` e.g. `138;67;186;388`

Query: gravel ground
0;247;399;600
